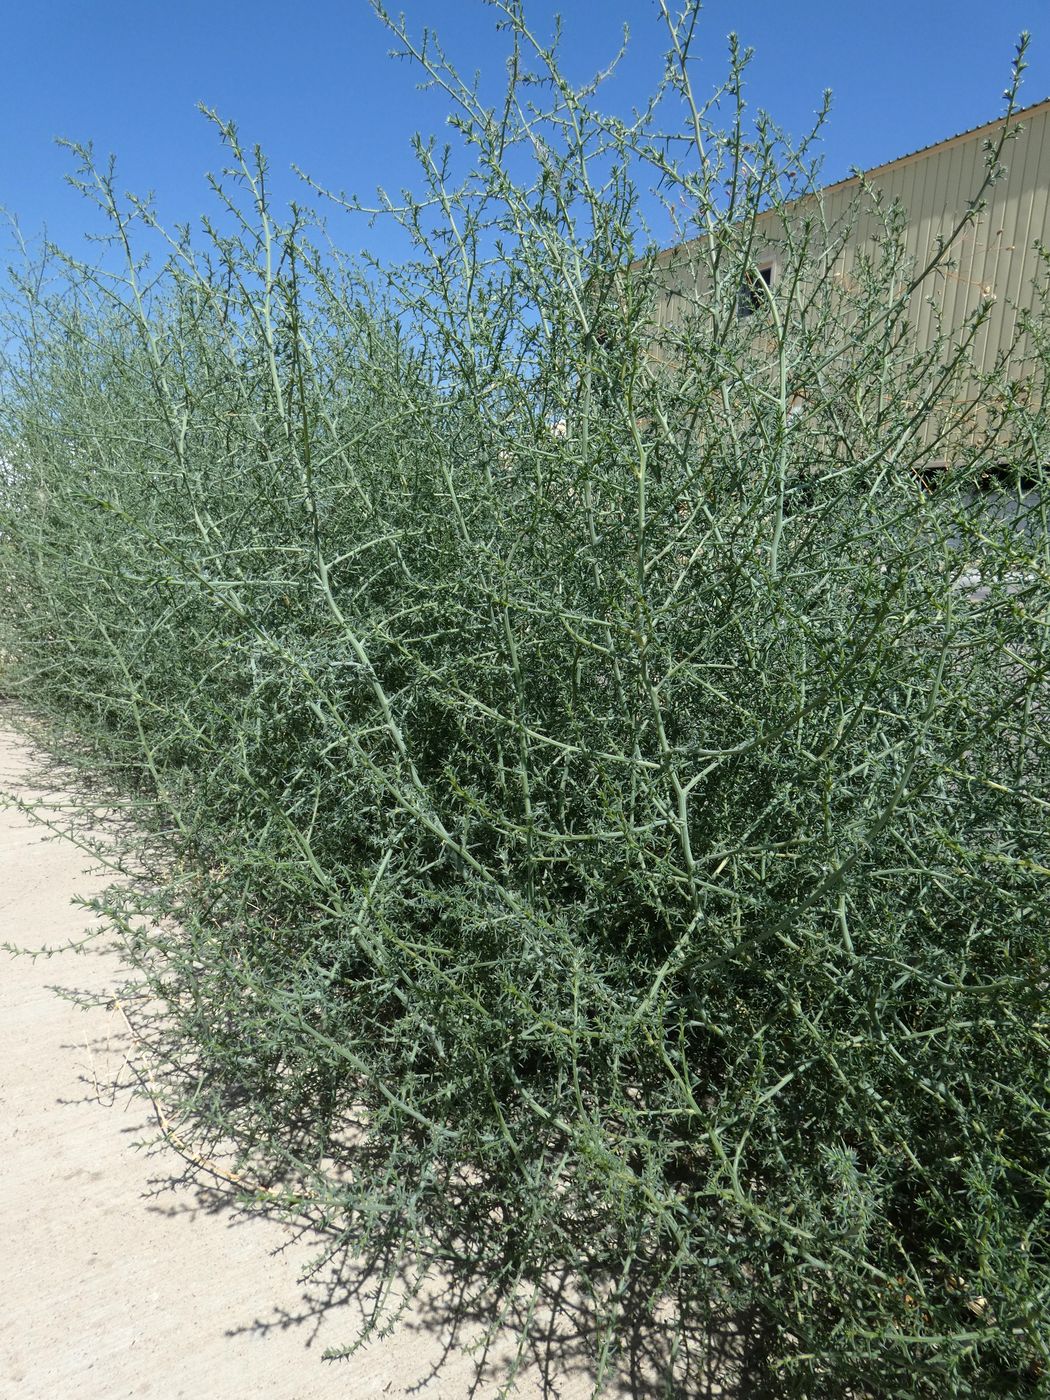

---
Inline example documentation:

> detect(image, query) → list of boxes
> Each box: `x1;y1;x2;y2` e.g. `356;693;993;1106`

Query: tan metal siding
645;102;1050;395
833;106;1050;380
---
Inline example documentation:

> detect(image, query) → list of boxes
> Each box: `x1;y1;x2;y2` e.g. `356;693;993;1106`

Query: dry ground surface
0;722;740;1400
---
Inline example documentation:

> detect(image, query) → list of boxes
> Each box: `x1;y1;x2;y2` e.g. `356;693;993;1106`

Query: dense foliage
1;6;1048;1394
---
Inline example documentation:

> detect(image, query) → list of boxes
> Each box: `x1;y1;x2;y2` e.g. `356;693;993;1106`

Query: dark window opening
737;264;774;319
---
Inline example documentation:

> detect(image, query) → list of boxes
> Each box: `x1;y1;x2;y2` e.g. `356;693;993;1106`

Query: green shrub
1;6;1048;1394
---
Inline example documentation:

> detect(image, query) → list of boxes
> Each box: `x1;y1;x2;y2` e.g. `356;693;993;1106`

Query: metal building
646;98;1050;397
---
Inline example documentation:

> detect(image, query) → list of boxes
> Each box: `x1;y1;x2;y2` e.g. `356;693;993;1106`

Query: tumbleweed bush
1;5;1048;1394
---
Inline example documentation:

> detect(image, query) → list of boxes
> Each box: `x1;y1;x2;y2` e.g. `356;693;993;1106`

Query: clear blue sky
2;1;1048;267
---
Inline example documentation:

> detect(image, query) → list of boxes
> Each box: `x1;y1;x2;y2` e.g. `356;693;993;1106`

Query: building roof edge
638;95;1050;271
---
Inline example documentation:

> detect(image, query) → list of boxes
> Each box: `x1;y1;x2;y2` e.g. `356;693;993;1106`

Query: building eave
636;95;1050;273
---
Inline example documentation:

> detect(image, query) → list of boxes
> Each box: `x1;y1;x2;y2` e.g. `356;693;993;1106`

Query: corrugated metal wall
817;101;1050;381
648;101;1050;388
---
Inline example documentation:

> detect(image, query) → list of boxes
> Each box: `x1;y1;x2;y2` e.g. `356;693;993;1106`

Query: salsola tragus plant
1;4;1048;1394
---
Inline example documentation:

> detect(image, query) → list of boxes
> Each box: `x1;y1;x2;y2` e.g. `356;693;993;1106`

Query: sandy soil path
0;726;614;1400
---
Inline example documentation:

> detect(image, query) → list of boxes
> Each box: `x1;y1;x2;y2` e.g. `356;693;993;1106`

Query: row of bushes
1;7;1048;1394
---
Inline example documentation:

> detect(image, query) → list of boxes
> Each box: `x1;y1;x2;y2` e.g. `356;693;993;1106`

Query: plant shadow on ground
6;720;770;1397
55;1012;767;1399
